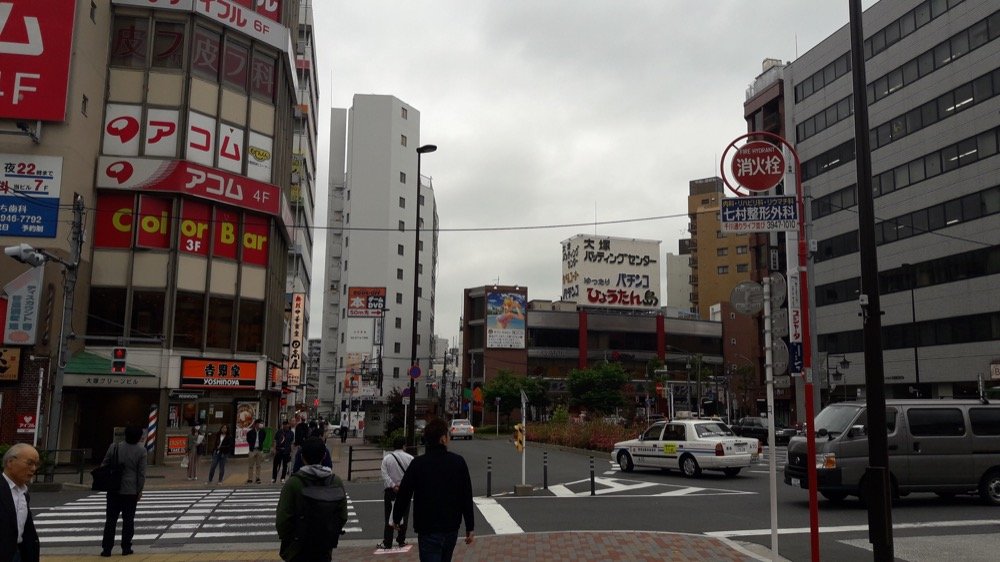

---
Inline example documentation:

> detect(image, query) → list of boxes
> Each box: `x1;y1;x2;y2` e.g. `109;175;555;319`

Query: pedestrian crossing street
33;488;362;546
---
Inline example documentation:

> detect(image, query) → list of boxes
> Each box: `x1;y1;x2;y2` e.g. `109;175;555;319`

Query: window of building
206;296;234;349
399;197;405;208
222;39;249;91
81;95;88;116
401;135;407;147
395;318;402;329
237;299;264;353
130;290;165;342
85;287;127;343
398;220;405;232
396;292;403;304
717;247;728;256
394;342;401;353
716;231;724;238
397;268;404;280
736;246;748;255
191;26;221;80
737;263;749;273
152;21;185;68
250;50;276;100
401;107;408;119
400;172;406;183
110;17;149;68
397;244;404;256
393;367;400;378
717;266;729;274
173;291;205;348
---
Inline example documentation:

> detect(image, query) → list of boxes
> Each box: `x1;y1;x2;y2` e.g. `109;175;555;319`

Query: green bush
378;428;405;449
551;405;569;423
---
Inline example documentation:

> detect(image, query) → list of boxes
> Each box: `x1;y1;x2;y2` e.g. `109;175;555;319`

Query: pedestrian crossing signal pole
520;389;528;485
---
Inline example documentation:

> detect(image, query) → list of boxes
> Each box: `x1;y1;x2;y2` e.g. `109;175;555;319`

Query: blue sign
788;342;804;374
0;154;63;238
720;195;798;234
408;365;421;379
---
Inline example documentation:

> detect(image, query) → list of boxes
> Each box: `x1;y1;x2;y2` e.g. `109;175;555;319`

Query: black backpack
293;474;348;557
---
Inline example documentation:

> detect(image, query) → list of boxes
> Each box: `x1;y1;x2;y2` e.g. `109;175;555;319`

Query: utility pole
48;193;85;450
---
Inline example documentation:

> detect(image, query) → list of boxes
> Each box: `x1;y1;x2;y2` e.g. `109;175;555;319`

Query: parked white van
784;399;1000;504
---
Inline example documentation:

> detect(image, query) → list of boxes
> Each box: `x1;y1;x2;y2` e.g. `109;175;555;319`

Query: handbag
91;443;123;492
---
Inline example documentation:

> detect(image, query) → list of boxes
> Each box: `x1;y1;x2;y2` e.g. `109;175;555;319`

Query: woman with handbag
186;425;203;480
207;424;233;484
100;426;146;557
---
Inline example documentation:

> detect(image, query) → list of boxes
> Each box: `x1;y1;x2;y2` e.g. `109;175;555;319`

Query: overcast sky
307;1;875;343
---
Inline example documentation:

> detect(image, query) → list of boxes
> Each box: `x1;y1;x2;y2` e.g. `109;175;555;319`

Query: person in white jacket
379;436;413;550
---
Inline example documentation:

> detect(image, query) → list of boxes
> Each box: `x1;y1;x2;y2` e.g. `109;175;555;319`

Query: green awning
64;350;155;377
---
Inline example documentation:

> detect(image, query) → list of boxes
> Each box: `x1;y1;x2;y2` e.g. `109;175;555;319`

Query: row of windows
809;122;999;221
86;287;264;353
798;15;997;145
815;184;999;263
820;312;999;355
110;16;278;102
871;67;1000;151
801;139;855;181
866;10;999;105
864;0;964;60
815;245;999;307
715;264;750;274
794;0;969;104
714;246;749;256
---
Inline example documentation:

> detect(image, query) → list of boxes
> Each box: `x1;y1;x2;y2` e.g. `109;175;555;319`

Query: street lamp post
825;354;850;406
407;144;437;451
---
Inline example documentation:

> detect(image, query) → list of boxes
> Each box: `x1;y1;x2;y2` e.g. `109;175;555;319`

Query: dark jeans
208;451;227;482
383;488;407;547
272;451;290;480
102;492;138;553
417;532;458;562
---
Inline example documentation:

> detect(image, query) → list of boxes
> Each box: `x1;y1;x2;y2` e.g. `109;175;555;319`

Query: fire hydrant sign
16;413;35;434
730;141;785;192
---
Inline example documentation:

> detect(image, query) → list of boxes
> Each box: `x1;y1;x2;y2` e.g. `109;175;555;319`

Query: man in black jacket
392;419;474;561
2;443;40;562
246;419;266;484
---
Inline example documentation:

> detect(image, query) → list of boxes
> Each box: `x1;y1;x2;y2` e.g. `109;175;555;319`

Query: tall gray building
786;0;999;399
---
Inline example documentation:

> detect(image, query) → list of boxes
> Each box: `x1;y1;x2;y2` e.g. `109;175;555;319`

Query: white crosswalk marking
32;488;361;546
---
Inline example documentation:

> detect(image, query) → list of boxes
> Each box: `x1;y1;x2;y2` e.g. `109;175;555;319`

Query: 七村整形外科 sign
720;196;798;233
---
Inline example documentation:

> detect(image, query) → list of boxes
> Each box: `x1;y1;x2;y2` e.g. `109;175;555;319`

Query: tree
483;370;522;424
567;362;629;414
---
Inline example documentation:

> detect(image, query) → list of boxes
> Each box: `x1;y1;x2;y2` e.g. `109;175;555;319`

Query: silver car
449;419;475;440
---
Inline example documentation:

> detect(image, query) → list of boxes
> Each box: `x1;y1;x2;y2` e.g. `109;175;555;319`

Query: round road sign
769;273;787;308
731;281;764;316
408;365;421;379
731;141;785;192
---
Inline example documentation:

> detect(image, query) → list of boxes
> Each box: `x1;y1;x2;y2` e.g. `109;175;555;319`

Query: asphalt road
34;437;1000;561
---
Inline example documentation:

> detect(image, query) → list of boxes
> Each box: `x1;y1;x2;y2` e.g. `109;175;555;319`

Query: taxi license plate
791;478;801;487
734;444;747;453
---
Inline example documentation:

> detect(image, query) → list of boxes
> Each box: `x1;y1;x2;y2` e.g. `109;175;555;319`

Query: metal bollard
590;456;596;496
347;446;354;481
543;451;548;490
487;456;492;497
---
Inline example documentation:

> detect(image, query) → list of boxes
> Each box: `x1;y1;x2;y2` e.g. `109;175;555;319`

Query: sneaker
280;478;285;483
271;479;276;484
377;542;392;550
246;479;253;484
255;479;261;484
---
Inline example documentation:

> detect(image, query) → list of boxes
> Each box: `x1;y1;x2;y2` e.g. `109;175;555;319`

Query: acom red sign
0;0;77;121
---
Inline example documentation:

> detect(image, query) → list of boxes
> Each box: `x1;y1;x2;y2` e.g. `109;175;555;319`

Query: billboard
561;235;661;310
287;293;305;386
720;196;798;233
3;266;43;345
0;0;77;121
0;154;63;238
180;358;258;389
486;291;526;349
347;287;386;318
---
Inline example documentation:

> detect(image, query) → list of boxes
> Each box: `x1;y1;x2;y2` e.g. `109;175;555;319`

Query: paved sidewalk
41;531;777;561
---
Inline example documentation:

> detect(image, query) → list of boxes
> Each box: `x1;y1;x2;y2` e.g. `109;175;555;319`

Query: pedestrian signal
111;347;127;374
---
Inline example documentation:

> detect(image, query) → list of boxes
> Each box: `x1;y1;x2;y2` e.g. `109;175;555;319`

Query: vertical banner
234;401;258;456
287;293;305;386
3;267;44;345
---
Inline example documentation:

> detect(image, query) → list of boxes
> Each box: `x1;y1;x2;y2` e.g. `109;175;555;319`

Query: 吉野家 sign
180;358;258;389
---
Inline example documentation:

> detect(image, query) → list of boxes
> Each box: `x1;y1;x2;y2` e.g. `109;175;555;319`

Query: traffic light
111;347;127;374
513;423;525;453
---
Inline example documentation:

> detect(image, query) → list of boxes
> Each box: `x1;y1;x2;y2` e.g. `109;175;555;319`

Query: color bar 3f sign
0;0;77;121
287;293;305;387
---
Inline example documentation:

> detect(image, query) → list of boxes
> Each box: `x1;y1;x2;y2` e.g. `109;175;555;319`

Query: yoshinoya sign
0;0;77;121
720;196;798;233
181;358;258;389
730;141;785;192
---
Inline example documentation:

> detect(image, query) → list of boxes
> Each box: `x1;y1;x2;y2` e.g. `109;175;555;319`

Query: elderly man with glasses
2;443;41;562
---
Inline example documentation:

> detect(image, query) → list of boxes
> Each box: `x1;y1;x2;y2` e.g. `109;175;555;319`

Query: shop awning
64;350;156;378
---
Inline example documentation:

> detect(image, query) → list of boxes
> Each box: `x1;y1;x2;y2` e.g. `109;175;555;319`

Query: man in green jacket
275;438;348;561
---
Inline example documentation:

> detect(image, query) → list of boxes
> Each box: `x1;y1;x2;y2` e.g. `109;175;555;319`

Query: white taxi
612;419;760;478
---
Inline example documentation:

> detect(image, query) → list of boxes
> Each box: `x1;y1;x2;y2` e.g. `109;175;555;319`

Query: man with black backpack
378;436;413;550
275;438;348;562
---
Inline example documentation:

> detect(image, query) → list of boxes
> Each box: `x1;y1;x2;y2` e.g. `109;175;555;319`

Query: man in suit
2;443;41;562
